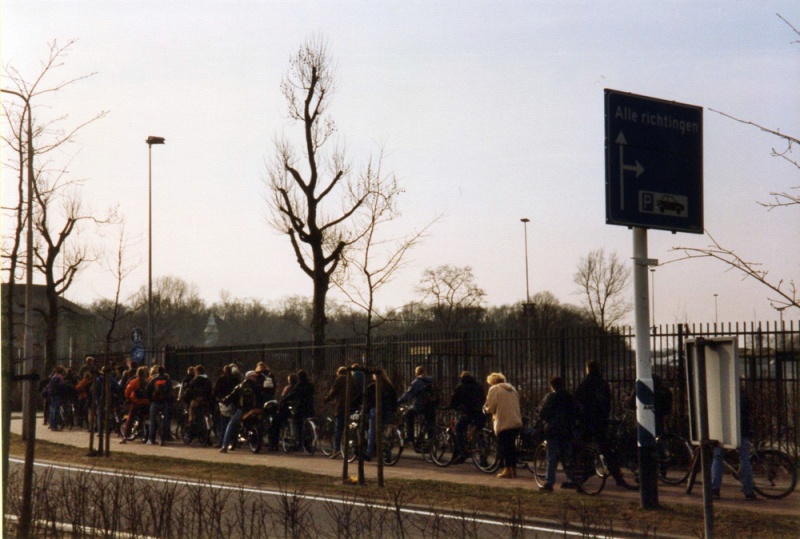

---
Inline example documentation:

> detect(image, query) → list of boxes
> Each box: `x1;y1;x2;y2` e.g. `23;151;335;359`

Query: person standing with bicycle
447;371;486;465
711;387;756;500
145;365;172;445
365;368;398;461
120;366;150;443
537;375;577;491
484;372;522;479
575;360;636;490
398;366;437;446
220;370;261;452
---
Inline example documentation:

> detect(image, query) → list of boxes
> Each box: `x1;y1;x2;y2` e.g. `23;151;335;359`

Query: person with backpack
120;366;150;443
271;369;315;450
185;364;213;428
254;362;277;403
447;371;486;464
220;370;261;453
145;365;172;445
398;366;438;445
537;375;578;491
574;360;635;490
484;372;522;479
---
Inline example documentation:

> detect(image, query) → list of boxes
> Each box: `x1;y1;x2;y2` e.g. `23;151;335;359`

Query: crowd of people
38;356;755;498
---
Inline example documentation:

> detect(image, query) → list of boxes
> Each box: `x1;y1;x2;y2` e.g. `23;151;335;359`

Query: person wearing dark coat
574;360;635;490
447;371;486;464
212;364;240;448
324;366;357;457
398;366;436;444
185;365;213;424
537;375;577;491
271;369;315;449
365;368;398;460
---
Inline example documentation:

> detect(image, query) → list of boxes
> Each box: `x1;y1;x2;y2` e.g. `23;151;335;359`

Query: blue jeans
545;438;572;487
148;401;170;442
49;396;62;430
367;408;394;458
712;438;754;496
221;408;244;449
218;414;231;447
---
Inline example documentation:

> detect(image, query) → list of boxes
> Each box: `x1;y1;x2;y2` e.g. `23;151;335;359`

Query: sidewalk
10;414;799;516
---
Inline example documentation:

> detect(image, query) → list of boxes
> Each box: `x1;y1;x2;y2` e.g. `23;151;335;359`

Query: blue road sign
131;343;145;363
605;89;703;233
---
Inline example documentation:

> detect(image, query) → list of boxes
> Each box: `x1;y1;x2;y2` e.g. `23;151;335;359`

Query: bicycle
430;412;499;473
344;409;404;466
681;437;797;499
532;436;608;495
279;410;319;455
316;415;337;457
397;405;438;462
229;408;263;453
176;406;217;446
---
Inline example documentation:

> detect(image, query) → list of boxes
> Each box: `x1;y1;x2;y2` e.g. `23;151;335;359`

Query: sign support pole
633;227;659;509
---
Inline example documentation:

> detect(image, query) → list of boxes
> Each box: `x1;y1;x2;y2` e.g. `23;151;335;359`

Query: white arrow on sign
616;132;644;210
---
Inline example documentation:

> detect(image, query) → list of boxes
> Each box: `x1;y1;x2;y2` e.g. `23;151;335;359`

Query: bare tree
573;248;632;331
265;36;378;373
2;39;108;373
332;150;435;359
415;265;487;332
671;15;799;313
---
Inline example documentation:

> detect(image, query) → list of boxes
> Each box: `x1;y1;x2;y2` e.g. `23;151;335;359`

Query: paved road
10;415;799;517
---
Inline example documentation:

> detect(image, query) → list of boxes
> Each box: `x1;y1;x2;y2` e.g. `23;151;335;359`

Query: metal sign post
605;89;704;510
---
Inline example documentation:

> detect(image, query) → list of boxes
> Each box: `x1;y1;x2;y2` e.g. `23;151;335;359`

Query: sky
2;1;799;327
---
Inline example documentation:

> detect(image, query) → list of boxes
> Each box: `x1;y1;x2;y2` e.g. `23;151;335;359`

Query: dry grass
8;435;798;538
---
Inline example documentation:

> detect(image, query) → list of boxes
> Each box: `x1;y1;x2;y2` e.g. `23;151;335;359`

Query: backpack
419;380;441;409
152;378;169;403
239;383;257;410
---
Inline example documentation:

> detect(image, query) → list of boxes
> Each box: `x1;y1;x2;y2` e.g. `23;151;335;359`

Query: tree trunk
311;271;329;376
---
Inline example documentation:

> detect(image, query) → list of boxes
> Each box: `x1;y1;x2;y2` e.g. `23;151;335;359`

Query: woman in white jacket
484;372;523;479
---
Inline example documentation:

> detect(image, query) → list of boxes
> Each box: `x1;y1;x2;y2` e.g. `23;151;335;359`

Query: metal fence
161;320;799;458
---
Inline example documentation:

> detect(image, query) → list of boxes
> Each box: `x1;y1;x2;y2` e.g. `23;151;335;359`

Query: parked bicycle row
41;357;796;499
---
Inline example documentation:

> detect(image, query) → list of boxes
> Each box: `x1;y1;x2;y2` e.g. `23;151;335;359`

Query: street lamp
146;136;165;362
520;218;531;304
713;293;719;324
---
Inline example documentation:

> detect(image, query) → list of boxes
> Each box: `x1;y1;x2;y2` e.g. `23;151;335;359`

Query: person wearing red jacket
120;366;150;443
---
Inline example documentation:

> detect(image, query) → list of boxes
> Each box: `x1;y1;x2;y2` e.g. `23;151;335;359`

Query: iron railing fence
154;321;798;458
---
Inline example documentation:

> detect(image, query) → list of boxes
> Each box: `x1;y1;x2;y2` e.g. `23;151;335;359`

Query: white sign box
685;337;741;449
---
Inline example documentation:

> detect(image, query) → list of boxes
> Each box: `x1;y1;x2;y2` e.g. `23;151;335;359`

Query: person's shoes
744;493;757;501
561;481;578;489
452;454;467;465
497;467;513;479
146;440;154;445
219;447;227;453
539;483;553;492
363;454;372;462
711;488;720;499
616;480;637;491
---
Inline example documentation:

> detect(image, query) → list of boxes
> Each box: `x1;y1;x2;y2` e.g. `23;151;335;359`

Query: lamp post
713;293;719;324
520;218;531;304
146;136;165;363
650;268;656;328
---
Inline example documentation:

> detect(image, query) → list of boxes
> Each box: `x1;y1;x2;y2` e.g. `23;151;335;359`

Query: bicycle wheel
571;445;607;495
124;417;140;441
430;428;456;467
247;425;263;453
382;426;404;466
531;442;548;487
751;449;797;499
181;421;194;445
280;422;294;453
471;429;500;473
317;417;336;456
346;427;361;463
301;419;318;455
657;433;693;485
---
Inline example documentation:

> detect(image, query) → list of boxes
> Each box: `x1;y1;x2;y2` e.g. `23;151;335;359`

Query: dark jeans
455;413;485;457
148;401;170;442
585;424;625;483
334;414;345;452
405;408;435;443
497;428;520;468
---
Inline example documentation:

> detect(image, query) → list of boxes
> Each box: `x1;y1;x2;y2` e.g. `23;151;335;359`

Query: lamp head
520;218;530;223
146;136;165;145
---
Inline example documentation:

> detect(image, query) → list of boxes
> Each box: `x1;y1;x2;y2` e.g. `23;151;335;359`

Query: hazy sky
2;1;798;326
